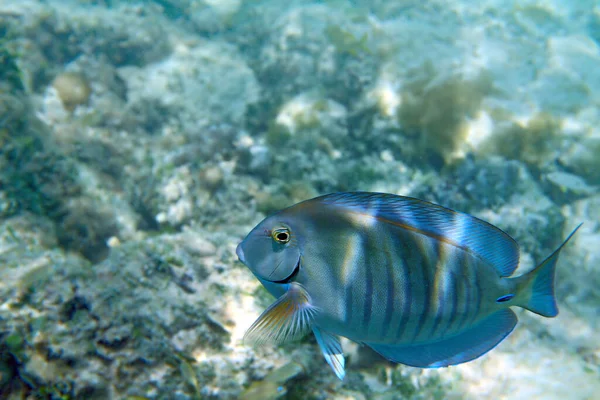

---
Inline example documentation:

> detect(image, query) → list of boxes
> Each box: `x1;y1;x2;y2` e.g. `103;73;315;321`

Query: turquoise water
0;0;598;399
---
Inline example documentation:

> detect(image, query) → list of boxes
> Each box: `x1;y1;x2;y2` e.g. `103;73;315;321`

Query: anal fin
367;309;517;368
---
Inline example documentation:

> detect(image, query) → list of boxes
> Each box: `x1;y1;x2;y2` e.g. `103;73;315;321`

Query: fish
236;192;581;380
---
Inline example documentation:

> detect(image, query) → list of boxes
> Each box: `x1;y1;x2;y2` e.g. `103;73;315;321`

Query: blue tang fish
236;192;581;379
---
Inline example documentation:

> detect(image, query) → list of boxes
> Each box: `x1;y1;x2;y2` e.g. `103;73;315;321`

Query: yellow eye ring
272;228;291;244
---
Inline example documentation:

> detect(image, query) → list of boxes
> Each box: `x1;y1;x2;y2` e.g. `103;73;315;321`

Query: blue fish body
236;192;581;379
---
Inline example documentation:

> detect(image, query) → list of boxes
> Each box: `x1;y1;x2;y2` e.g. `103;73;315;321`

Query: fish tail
514;224;582;317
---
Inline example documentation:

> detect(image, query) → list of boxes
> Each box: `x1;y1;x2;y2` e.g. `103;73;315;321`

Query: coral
55;199;118;263
0;42;122;264
199;165;225;192
482;112;563;169
240;3;378;140
266;91;348;148
8;1;171;93
52;71;91;112
120;40;259;129
397;65;493;166
53;55;130;130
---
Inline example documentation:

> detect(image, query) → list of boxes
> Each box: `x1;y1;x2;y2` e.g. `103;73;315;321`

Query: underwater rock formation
0;0;599;399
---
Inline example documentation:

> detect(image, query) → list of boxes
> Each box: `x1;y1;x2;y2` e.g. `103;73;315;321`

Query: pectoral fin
244;283;318;345
313;327;345;380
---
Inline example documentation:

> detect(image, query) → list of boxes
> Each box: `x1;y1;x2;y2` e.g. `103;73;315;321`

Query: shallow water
0;0;598;399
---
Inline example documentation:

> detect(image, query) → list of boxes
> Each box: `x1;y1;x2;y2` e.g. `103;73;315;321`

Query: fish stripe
430;243;457;338
429;246;445;338
455;266;472;332
345;283;353;326
412;237;435;342
444;270;458;336
381;233;396;339
394;234;412;341
442;249;462;335
340;233;363;325
429;296;443;338
363;231;374;329
471;266;482;326
339;233;362;285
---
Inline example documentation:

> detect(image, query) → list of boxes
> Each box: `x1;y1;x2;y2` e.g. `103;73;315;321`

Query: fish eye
272;228;291;244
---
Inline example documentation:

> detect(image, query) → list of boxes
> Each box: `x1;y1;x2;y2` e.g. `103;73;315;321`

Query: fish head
236;215;302;284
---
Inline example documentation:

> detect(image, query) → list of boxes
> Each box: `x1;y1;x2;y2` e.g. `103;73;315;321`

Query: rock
547;35;600;104
561;195;600;306
542;170;596;204
180;234;217;257
560;135;600;185
267;91;348;147
0;234;239;399
119;40;259;129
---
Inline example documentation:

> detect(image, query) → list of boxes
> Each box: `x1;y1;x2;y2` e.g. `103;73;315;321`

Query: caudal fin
516;224;582;317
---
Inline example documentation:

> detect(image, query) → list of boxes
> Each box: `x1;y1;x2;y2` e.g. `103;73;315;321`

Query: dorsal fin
316;192;520;277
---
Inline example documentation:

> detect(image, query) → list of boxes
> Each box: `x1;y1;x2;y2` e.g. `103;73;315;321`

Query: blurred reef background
0;0;599;399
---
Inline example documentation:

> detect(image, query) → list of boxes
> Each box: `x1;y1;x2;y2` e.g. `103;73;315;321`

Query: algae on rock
397;65;493;166
482;112;564;169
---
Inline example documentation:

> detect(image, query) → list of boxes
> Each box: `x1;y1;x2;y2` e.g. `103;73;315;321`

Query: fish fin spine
514;224;582;318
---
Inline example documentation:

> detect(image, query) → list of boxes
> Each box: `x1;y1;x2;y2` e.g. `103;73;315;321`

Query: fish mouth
269;259;300;284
